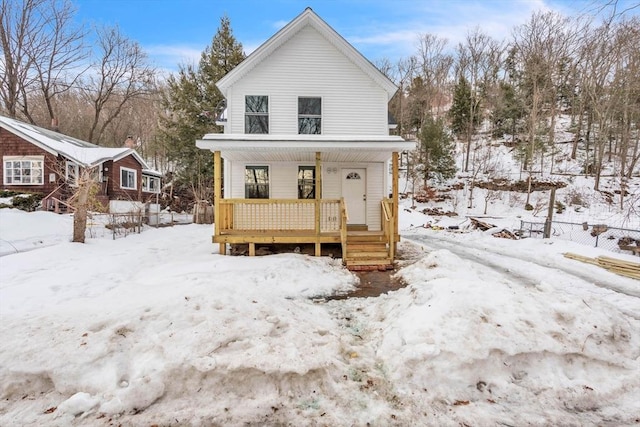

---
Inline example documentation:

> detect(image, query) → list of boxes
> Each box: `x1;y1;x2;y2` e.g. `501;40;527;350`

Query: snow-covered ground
1;205;639;426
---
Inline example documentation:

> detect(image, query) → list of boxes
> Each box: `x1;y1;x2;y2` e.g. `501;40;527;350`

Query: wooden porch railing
340;199;349;260
381;198;395;261
216;198;344;234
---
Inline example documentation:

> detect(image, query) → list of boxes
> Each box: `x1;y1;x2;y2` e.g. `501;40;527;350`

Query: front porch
196;136;414;269
213;196;398;270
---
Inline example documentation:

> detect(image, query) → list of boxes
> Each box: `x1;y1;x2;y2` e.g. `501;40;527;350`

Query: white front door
342;168;366;224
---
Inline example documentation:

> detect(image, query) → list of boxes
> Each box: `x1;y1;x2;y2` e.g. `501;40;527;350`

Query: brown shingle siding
1;128;61;195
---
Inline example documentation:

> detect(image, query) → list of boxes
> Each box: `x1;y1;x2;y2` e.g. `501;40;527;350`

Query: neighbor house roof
216;7;398;100
0;115;149;169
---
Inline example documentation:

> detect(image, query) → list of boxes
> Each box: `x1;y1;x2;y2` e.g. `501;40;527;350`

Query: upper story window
298;97;321;134
3;156;44;185
245;95;269;134
120;167;137;190
245;166;269;199
142;175;161;193
297;166;315;199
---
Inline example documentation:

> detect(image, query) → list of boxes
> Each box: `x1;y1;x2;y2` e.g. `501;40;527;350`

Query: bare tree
81;25;155;145
455;28;500;172
30;0;88;128
416;33;453;118
0;0;86;124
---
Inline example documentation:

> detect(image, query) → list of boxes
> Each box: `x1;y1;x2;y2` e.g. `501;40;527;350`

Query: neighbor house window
3;156;44;185
298;97;321;134
120;167;137;190
298;166;315;199
66;161;79;186
245;166;269;199
245;95;269;134
142;175;161;193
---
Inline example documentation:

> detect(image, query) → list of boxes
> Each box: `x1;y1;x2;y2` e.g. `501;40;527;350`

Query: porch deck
213;198;396;269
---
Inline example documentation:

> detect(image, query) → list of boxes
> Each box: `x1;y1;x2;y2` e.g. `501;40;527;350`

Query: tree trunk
72;183;91;243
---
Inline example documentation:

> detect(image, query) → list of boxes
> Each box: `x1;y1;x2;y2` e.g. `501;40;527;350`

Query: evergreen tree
160;16;245;200
449;76;480;138
419;115;456;182
492;81;525;140
449;75;481;172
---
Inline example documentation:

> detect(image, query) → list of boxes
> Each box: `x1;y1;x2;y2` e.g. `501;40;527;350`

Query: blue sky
72;0;638;73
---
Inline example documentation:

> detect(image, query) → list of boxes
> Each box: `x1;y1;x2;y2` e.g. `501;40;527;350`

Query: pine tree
160;16;245;201
449;76;481;171
419;115;456;183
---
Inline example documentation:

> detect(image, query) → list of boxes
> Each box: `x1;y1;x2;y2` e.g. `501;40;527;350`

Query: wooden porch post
214;151;225;255
392;152;399;255
314;152;322;256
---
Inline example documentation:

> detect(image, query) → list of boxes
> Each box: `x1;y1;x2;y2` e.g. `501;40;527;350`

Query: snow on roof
0;115;148;168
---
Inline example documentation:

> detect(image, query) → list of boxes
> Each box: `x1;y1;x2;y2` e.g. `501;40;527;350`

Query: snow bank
1;212;639;426
362;250;640;425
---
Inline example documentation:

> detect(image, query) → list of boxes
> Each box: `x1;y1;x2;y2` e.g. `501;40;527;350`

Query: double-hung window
297;166;315;199
120;167;137;190
142;175;161;193
245;95;269;134
245;166;269;199
3;156;44;185
298;97;321;134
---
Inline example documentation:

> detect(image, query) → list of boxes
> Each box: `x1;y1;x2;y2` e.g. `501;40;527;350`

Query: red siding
1;128;61;196
1;128;146;204
105;155;143;201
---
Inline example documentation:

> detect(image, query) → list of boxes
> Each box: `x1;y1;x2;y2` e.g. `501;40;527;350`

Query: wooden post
315;152;322;256
392;152;399;255
544;187;556;238
214;151;225;254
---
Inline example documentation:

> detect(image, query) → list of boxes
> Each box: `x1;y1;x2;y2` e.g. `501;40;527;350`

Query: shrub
564;189;589;208
10;193;43;212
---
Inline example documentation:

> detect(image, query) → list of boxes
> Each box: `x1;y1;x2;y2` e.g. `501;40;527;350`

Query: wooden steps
344;233;393;271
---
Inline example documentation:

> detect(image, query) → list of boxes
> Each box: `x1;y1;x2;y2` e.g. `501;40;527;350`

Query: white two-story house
196;7;413;269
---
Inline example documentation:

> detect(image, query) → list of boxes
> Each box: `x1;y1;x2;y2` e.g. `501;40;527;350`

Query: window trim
66;160;80;187
244;165;270;199
298;96;322;134
142;175;161;193
120;166;137;190
245;95;269;134
3;155;44;185
297;165;316;199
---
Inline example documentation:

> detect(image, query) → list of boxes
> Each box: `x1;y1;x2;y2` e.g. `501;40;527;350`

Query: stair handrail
381;199;394;261
340;198;348;262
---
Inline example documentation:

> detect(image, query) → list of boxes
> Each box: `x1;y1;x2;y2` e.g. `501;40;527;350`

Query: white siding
227;160;384;230
226;26;388;136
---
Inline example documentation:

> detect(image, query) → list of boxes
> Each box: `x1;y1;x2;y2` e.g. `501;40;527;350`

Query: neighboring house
0;115;161;212
196;8;414;269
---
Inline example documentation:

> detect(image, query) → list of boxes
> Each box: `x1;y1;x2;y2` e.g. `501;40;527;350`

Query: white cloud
144;44;203;71
342;0;561;61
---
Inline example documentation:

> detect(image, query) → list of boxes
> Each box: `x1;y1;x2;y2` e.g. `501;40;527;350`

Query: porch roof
195;134;415;162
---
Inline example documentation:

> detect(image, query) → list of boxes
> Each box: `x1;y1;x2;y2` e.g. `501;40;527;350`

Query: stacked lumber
564;253;640;280
492;229;519;240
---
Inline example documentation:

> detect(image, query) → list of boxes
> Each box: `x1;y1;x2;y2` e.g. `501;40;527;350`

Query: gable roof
216;7;398;100
0;115;149;169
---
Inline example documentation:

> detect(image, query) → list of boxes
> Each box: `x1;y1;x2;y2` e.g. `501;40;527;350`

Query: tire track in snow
402;233;640;320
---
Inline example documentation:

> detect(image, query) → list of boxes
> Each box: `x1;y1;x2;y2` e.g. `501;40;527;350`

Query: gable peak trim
216;8;397;99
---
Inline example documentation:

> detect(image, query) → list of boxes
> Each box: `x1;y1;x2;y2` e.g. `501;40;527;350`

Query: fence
87;211;193;240
519;220;640;255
